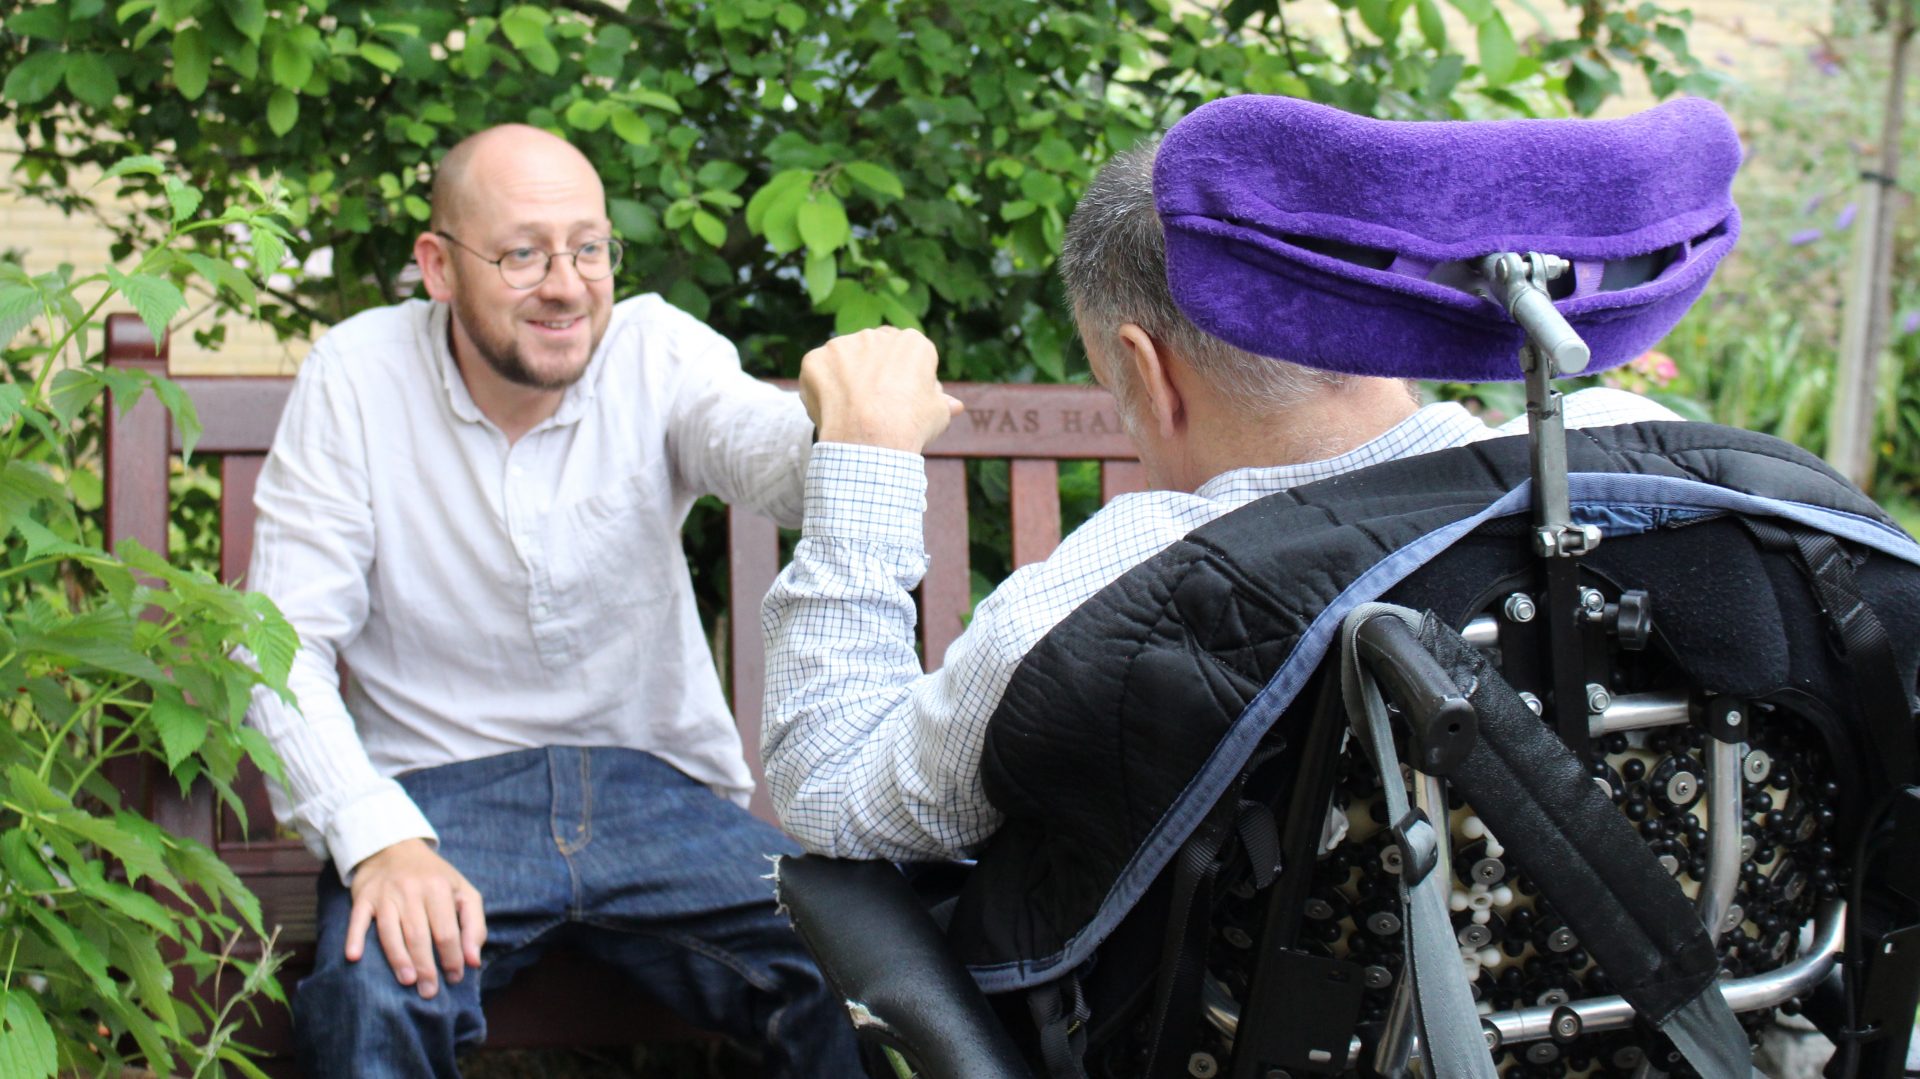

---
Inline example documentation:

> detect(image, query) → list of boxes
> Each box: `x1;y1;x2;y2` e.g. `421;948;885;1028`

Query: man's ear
414;231;455;302
1117;323;1183;440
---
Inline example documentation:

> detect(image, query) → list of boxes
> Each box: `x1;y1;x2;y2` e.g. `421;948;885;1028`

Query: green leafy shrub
0;161;297;1079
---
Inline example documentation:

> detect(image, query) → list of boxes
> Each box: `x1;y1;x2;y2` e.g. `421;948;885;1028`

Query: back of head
1059;140;1345;419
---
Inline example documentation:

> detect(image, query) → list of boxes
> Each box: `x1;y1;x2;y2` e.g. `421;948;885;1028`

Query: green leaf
690;210;727;248
2;51;67;105
833;287;883;335
357;41;402;72
237;724;286;783
151;686;209;770
4;765;70;813
1445;0;1493;22
110;921;179;1029
0;990;57;1079
1357;0;1394;39
1476;12;1518;85
1416;0;1447;50
173;25;210;99
266;87;298;136
802;250;836;305
99;154;165;183
0;283;40;348
629;87;681;114
498;4;551;48
796;197;850;256
23;901;116;996
745;169;811;235
72;859;179;939
5;6;69;39
53;808;173;888
607;197;659;245
64;52;119;108
0;829;59;892
225;0;266;41
609;106;651;146
163;176;203;222
12;515;89;560
106;269;184;350
269;33;313;90
564;97;608;132
181;251;258;308
844;161;905;200
252;225;288;276
774;2;805;31
48;368;106;425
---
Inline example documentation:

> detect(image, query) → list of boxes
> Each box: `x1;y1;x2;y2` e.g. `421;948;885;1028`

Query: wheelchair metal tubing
1587;689;1691;736
1203;902;1847;1063
1699;737;1745;943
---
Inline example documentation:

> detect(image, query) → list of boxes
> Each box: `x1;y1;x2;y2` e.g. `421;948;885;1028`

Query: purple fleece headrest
1155;95;1742;382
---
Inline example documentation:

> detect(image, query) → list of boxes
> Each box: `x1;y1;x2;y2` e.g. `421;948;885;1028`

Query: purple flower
1903;311;1920;336
1835;202;1857;230
1801;193;1825;215
1787;228;1824;246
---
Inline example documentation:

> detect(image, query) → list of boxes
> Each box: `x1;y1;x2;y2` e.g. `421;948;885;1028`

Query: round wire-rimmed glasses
435;231;624;289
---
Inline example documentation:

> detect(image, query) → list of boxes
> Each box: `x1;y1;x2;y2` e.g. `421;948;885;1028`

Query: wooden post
1827;0;1916;490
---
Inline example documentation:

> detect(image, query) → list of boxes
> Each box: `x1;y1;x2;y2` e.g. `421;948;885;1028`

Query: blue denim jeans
292;747;860;1077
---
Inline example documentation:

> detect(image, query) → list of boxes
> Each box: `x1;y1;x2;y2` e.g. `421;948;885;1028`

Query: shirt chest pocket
547;468;678;620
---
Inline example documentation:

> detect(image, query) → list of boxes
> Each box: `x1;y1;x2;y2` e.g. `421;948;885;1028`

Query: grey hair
1058;138;1345;417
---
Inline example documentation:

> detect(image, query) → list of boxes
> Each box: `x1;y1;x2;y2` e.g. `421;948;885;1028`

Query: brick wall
0;0;1827;374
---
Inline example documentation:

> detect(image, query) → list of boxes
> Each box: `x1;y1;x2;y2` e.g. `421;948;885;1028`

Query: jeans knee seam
585;920;784;997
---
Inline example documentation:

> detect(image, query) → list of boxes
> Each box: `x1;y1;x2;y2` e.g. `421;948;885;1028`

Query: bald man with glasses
243;124;858;1077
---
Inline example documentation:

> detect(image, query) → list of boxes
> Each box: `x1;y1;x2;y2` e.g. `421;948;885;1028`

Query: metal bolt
1458;924;1492;949
1381;846;1404;874
1503;593;1537;623
1726;708;1744;727
1519;691;1544;716
1744;749;1772;784
1585;683;1612;714
1741;834;1758;860
1223;926;1253;949
1188;1051;1219;1078
1481;1023;1502;1050
1536;987;1571;1007
1471;857;1505;885
1579;587;1606;615
1367;911;1403;936
1722;905;1745;933
1363;965;1394;989
1613;1046;1645;1069
1659;854;1681;876
1552;1007;1582;1041
1304;898;1335;921
1666;771;1698;805
1547;926;1579;953
1527;1042;1562;1065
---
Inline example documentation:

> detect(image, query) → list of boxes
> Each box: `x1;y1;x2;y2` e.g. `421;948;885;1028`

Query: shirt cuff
325;782;439;886
803;442;927;548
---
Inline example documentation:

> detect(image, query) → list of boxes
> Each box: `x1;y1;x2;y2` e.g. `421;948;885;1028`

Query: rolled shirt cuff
803;442;928;548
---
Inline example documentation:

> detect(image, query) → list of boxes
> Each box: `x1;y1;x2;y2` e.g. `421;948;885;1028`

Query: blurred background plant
0;160;296;1078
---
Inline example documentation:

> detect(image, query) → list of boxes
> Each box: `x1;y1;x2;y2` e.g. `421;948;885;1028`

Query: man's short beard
452;304;587;392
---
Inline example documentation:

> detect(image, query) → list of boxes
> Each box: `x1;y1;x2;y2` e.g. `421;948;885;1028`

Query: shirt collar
426;300;611;432
1193;400;1491;505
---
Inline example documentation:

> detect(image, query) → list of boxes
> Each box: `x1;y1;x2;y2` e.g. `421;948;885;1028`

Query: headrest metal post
1483;252;1603;757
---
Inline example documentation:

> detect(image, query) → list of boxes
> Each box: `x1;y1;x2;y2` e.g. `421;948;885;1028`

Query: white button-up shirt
246;296;812;882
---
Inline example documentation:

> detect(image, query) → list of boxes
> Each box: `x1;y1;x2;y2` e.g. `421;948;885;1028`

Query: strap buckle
1389;807;1439;886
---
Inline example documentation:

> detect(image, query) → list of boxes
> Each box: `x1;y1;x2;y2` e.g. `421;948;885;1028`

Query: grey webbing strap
1663;987;1763;1079
1341;603;1497;1079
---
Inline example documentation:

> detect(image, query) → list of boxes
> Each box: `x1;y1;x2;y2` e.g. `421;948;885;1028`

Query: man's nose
533;253;587;302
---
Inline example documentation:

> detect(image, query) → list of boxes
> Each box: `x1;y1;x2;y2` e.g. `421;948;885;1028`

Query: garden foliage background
0;0;1915;1075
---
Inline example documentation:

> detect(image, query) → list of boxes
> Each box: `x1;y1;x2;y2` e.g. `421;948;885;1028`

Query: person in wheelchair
764;96;1920;1079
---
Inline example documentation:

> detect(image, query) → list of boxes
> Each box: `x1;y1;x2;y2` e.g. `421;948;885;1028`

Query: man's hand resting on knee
800;326;964;452
346;838;487;1000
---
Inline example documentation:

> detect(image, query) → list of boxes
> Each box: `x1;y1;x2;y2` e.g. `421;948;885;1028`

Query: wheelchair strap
1740;518;1918;791
1396;606;1759;1078
1340;603;1498;1079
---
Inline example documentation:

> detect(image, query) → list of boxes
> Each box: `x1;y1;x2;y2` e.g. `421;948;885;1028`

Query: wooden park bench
100;312;1143;1070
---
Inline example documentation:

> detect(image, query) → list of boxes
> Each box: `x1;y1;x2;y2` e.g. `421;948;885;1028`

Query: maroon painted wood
725;510;781;826
1101;459;1149;502
920;458;971;667
1009;458;1064;567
